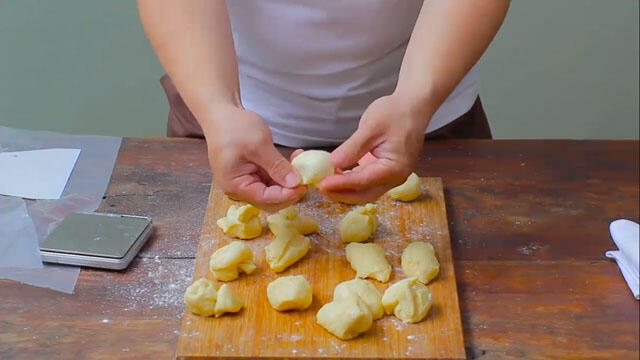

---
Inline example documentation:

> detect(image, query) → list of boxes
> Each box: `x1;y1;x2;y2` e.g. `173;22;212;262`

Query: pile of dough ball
291;150;334;186
318;240;439;339
184;238;257;317
184;278;244;317
216;204;262;239
185;154;441;340
186;203;321;318
315;191;441;340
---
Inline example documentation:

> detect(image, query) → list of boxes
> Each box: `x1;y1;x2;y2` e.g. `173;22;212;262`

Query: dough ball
333;278;384;319
401;241;440;284
184;278;218;316
267;206;318;236
387;172;421;201
381;277;432;323
209;240;257;281
340;204;378;243
316;296;373;340
216;204;262;239
345;242;391;282
267;275;313;311
265;226;310;272
291;150;334;186
214;283;244;317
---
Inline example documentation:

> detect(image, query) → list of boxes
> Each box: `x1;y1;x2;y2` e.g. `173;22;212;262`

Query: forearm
137;0;240;132
395;0;510;125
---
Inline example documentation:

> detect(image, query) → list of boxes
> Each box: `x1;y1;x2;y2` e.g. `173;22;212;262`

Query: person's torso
226;0;479;147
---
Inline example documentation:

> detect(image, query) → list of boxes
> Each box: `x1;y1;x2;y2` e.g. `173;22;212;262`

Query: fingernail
285;171;301;187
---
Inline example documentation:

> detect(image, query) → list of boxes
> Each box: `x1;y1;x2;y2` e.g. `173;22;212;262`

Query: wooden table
1;138;638;359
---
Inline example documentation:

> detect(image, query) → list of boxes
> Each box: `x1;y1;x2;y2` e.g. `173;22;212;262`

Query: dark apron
160;74;492;142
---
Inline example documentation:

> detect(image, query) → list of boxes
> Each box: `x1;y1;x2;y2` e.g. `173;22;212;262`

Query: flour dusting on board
103;257;194;313
294;190;345;253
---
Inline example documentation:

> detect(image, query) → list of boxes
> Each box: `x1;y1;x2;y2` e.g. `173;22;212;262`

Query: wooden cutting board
176;177;465;359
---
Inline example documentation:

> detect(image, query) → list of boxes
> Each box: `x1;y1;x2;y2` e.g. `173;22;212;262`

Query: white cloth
226;0;480;147
606;219;639;300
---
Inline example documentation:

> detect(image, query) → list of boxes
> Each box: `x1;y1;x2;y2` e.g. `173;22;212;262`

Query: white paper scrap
0;148;81;199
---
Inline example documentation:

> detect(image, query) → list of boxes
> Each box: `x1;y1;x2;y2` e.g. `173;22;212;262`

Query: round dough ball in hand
381;277;432;323
267;275;313;311
291;150;334;186
184;278;218;316
401;241;440;284
387;172;421;201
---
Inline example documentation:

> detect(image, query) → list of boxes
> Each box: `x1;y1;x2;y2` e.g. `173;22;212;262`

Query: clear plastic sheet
0;196;42;269
0;126;121;293
0;263;80;294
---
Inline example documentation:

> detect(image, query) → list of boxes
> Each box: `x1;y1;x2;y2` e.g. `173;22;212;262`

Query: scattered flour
517;243;547;255
103;257;194;313
389;317;407;331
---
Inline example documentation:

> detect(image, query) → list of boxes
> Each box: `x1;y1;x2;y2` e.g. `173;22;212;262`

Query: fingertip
285;183;308;198
318;170;363;192
284;170;301;188
329;149;348;169
290;149;304;161
265;184;307;206
316;174;339;192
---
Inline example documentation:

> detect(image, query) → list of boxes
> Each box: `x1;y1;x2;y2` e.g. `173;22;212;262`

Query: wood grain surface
177;178;465;359
1;138;638;360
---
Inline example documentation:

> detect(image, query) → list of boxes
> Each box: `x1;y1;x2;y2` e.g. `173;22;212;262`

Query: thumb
331;127;376;169
249;145;301;188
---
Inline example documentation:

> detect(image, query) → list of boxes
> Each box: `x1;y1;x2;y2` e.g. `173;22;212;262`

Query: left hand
316;94;430;204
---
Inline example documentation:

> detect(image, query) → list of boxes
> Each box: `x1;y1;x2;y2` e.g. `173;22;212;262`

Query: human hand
317;95;429;204
203;105;306;211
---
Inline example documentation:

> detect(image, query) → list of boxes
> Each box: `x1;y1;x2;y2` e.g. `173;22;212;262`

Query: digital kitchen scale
40;212;153;270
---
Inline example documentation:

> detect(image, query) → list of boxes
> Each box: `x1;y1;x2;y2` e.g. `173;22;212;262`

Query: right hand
203;105;306;211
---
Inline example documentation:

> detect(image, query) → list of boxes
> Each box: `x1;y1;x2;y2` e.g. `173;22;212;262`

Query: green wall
480;0;639;139
0;1;167;136
1;0;638;139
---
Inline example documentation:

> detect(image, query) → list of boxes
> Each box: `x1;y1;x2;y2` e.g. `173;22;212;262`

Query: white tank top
226;0;480;147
